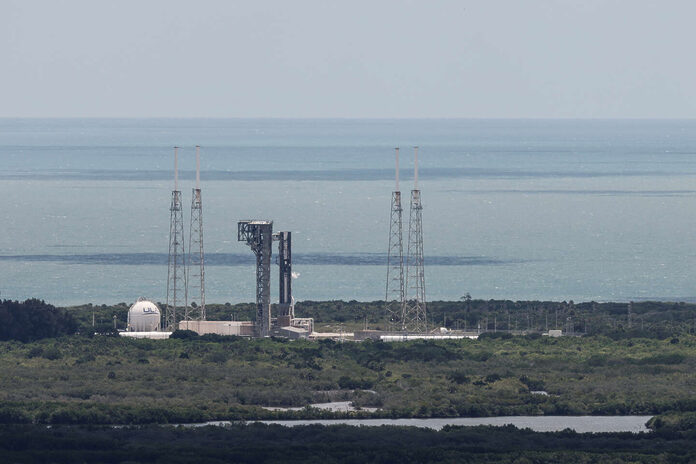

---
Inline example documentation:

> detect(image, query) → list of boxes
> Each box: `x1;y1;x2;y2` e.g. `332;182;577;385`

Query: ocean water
1;118;696;306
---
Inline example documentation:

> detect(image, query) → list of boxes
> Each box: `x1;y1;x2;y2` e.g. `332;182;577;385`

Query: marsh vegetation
0;298;693;425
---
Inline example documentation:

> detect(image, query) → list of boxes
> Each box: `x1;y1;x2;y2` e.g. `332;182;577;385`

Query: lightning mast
385;147;405;330
403;146;427;333
187;145;206;322
166;147;187;330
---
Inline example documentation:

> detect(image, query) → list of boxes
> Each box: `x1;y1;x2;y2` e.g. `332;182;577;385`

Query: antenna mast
187;145;206;322
403;146;427;333
385;148;405;330
166;146;187;330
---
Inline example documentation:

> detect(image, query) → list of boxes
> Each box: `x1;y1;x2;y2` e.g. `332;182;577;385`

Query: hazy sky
2;0;695;118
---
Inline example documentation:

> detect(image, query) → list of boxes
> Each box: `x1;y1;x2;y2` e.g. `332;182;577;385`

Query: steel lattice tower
166;147;188;331
238;220;273;337
385;147;405;330
187;145;206;322
403;147;427;333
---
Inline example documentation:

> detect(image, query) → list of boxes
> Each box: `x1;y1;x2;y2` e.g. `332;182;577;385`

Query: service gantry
238;220;274;337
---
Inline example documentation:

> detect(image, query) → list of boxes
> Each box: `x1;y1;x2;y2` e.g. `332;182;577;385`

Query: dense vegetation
1;421;695;463
1;298;694;461
0;299;77;342
0;298;691;426
0;332;694;425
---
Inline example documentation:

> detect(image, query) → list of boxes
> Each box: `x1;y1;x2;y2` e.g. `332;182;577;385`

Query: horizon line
1;116;696;121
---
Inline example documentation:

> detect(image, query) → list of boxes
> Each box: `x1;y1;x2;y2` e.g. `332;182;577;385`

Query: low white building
178;320;255;336
120;331;171;340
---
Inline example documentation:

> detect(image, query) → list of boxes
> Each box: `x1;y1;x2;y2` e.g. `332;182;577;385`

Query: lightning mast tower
403;147;427;333
385;147;405;330
166;147;187;330
187;145;206;322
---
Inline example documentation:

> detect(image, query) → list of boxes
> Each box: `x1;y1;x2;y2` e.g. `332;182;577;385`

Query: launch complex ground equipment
238;220;294;337
275;231;294;327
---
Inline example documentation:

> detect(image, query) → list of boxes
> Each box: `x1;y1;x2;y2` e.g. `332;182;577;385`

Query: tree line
0;421;694;463
0;299;77;342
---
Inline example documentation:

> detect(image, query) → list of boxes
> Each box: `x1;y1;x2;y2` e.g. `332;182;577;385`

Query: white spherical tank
127;298;161;332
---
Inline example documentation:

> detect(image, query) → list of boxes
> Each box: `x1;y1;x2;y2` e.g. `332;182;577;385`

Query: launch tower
238;220;274;337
